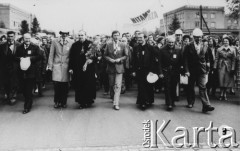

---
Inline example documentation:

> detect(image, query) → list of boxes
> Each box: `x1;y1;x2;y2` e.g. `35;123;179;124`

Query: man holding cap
132;33;157;110
184;28;214;113
15;33;41;114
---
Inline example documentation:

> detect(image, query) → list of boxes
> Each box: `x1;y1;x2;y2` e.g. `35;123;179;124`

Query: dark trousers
125;68;133;90
136;69;154;105
163;72;178;106
3;70;18;100
100;70;109;93
22;78;35;110
187;73;211;107
54;82;68;105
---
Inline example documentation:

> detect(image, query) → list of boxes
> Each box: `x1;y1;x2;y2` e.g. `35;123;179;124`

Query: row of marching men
0;29;239;114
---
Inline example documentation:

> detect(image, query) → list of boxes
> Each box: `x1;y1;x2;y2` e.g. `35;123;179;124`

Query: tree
226;0;240;19
31;17;41;34
20;20;29;35
168;14;181;34
0;21;5;28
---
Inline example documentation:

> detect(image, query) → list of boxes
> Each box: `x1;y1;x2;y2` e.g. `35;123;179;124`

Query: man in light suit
104;30;128;110
0;31;20;105
47;30;74;109
184;28;214;113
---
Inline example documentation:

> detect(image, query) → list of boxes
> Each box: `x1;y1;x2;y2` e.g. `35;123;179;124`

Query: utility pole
200;5;202;30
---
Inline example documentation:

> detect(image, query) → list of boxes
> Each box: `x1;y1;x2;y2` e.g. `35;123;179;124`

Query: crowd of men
0;28;239;114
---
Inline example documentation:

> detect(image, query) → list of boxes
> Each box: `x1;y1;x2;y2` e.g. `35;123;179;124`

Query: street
0;85;239;151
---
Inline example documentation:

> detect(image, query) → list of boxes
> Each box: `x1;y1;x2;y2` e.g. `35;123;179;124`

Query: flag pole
157;0;167;36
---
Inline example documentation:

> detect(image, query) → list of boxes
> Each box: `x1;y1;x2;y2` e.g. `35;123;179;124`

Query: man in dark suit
158;36;182;111
184;28;214;113
15;33;41;114
104;30;128;110
132;33;157;110
0;31;20;105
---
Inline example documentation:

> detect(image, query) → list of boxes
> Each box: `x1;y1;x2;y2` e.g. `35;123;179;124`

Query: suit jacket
184;42;209;75
48;37;74;82
158;45;182;75
132;43;157;73
0;41;20;85
15;43;41;79
207;46;217;71
104;41;128;74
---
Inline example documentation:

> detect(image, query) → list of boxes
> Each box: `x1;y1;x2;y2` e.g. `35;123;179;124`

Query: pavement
0;84;239;151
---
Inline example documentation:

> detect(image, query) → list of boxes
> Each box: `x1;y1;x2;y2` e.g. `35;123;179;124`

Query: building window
195;12;200;18
210;22;216;28
210;13;215;19
203;13;207;18
195;21;200;27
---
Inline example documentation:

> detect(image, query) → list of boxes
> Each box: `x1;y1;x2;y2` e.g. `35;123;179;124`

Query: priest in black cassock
69;31;96;109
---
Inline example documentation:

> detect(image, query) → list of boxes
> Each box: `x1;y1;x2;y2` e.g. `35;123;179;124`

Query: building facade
160;5;239;37
0;3;33;34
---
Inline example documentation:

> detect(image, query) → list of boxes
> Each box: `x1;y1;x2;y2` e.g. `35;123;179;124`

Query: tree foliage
226;0;240;19
31;17;41;34
168;14;181;34
20;20;29;35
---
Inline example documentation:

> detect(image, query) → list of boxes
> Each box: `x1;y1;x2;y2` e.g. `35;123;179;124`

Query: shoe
186;104;193;108
202;106;215;113
9;98;16;105
22;109;30;114
42;84;46;89
54;103;60;109
140;104;146;110
219;96;223;101
167;105;173;111
223;96;228;101
79;104;84;109
113;105;120;110
61;104;67;108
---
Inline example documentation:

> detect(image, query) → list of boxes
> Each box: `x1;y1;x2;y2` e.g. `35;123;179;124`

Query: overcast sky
1;0;226;36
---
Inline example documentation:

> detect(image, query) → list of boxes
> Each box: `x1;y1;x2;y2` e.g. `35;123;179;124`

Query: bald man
158;36;182;111
15;33;41;114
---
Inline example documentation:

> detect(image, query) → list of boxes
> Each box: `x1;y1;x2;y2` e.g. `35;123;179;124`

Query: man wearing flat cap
47;30;74;109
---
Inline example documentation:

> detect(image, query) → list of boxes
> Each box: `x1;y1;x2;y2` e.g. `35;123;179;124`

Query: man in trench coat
47;31;74;109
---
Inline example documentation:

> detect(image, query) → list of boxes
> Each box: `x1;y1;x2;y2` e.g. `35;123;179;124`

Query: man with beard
0;31;20;105
158;36;182;111
69;30;96;109
184;28;214;113
132;33;157;110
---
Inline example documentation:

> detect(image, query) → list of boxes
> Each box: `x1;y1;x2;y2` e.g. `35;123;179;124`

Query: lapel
190;43;198;56
4;42;8;55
